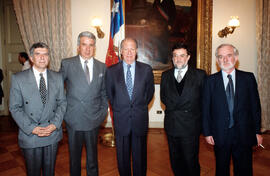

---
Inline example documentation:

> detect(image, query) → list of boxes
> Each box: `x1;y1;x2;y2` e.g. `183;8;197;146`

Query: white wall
212;0;257;75
71;0;257;127
71;0;110;61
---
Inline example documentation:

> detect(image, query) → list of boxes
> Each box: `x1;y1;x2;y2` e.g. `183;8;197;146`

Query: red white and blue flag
106;0;125;125
105;0;125;67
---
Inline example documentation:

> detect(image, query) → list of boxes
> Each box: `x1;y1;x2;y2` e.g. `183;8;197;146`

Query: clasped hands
32;124;56;137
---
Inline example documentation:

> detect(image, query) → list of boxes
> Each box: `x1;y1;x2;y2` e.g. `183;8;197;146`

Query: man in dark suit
106;38;154;176
202;44;263;176
60;31;108;176
160;43;206;176
9;42;67;176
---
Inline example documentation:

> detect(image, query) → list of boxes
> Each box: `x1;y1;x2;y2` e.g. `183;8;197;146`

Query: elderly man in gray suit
60;31;108;176
9;42;67;176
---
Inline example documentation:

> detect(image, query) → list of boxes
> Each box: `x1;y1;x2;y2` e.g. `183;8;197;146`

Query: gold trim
197;0;213;75
155;0;213;84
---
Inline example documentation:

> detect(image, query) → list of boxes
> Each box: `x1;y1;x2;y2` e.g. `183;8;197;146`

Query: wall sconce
218;16;240;38
91;17;105;39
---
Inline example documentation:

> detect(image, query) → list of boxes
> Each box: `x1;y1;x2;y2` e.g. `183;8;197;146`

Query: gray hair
29;42;50;56
77;31;96;46
215;44;239;57
120;38;138;50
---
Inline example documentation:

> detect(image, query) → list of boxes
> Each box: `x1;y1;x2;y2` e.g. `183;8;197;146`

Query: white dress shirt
22;60;31;71
174;65;188;80
79;55;93;83
32;67;47;89
222;69;236;92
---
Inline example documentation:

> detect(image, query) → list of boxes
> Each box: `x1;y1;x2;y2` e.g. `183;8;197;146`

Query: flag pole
100;0;124;147
101;107;115;147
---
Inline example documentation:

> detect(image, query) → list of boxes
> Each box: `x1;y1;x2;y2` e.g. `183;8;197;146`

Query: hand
32;126;47;136
256;134;263;146
205;136;215;145
44;124;57;134
32;124;56;137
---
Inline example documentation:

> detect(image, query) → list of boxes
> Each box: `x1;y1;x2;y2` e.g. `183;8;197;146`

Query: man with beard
202;44;263;176
160;43;206;176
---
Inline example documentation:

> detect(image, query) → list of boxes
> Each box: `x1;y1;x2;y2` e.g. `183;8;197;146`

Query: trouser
22;142;58;176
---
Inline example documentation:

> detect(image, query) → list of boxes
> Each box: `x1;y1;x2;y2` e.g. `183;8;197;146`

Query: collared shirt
22;60;31;71
32;67;47;89
174;65;188;80
79;55;93;82
123;61;136;86
222;69;236;91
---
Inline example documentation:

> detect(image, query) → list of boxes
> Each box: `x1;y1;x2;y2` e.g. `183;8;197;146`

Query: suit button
25;101;28;104
48;120;50;123
130;105;133;108
184;110;188;113
30;113;33;116
38;123;41;125
53;110;55;113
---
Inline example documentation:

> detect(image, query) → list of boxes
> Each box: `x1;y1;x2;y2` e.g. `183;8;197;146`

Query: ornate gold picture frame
124;0;212;84
154;0;213;84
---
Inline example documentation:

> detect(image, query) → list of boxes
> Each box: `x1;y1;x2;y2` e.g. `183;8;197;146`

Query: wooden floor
0;116;270;176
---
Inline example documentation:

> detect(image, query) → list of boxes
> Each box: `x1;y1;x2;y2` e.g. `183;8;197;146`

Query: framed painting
124;0;212;83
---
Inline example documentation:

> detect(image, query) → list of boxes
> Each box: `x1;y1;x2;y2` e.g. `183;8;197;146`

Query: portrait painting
125;0;200;83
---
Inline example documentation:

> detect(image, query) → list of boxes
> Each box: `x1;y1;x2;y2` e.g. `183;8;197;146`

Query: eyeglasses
173;54;188;58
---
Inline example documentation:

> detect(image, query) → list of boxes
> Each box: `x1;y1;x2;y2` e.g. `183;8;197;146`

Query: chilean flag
106;0;124;125
105;0;125;67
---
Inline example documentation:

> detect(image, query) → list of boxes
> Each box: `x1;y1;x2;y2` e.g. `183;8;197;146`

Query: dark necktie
126;64;133;100
84;60;90;84
39;73;47;104
226;74;234;128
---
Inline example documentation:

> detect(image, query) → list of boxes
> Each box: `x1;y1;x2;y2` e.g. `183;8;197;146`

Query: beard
219;61;236;71
173;62;187;70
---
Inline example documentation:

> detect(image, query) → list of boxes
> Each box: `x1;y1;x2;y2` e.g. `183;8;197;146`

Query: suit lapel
216;71;230;111
90;58;101;90
27;69;40;99
132;61;140;102
26;69;44;122
39;70;55;122
233;69;240;115
180;67;195;100
117;62;130;100
91;59;98;84
167;68;181;97
74;56;90;88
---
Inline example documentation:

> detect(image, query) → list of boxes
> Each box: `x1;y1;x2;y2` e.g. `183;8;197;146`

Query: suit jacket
60;56;108;131
160;67;206;137
9;69;67;148
106;61;154;136
202;69;261;147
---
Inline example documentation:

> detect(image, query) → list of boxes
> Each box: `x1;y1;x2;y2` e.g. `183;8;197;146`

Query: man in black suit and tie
60;31;108;176
202;44;263;176
160;43;206;176
9;42;67;176
106;38;154;176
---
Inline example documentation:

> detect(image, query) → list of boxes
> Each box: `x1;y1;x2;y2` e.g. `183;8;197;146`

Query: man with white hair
202;44;263;176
